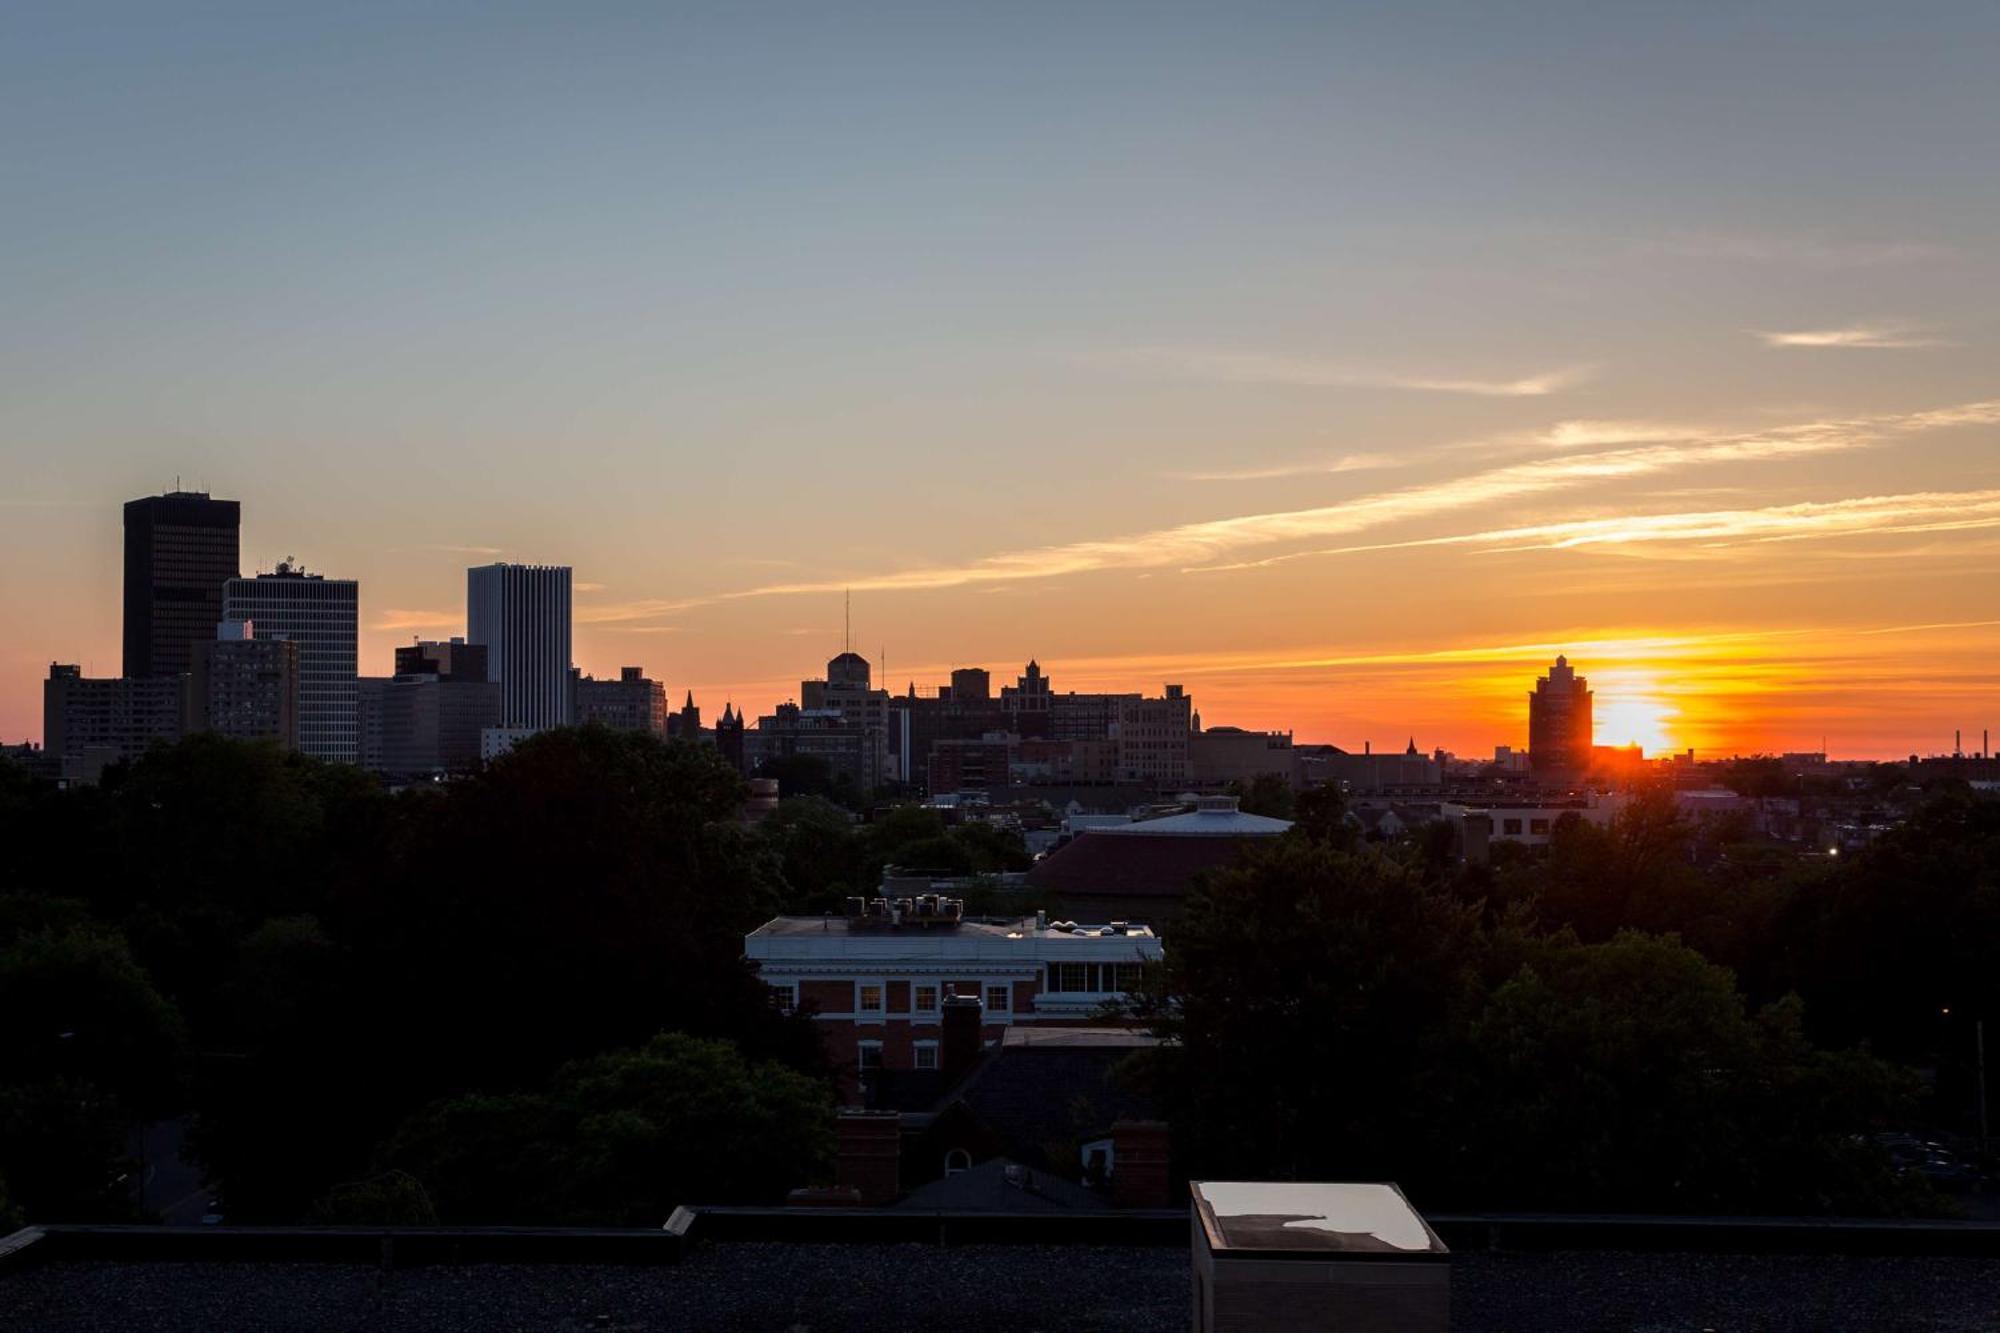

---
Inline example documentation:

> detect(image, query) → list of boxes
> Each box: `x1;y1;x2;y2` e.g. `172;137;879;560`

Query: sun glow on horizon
1591;670;1681;756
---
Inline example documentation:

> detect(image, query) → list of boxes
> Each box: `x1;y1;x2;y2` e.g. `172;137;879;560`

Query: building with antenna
123;489;240;680
224;561;359;763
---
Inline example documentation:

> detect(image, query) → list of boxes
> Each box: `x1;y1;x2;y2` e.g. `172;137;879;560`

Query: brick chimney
1111;1119;1172;1209
834;1110;901;1205
941;992;984;1083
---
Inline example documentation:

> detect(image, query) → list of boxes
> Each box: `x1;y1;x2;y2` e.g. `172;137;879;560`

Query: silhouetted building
364;637;500;779
574;665;666;736
123;490;240;680
667;689;702;740
1028;795;1291;925
999;659;1053;736
42;663;183;783
1300;739;1442;793
224;562;359;763
395;638;488;682
1188;724;1296;789
1528;654;1594;775
188;620;299;749
747;701;884;793
467;562;572;732
801;653;890;779
929;737;1013;797
715;702;746;772
1114;685;1192;786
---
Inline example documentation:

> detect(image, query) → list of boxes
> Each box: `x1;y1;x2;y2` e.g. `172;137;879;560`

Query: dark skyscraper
1528;654;1594;774
123;490;241;679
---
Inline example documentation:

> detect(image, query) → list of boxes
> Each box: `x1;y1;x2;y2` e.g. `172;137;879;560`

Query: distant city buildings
123;490;241;681
1186;724;1296;789
188;620;299;749
574;665;667;737
467;563;572;734
1528;654;1594;775
42;663;183;783
360;638;501;779
224;562;359;763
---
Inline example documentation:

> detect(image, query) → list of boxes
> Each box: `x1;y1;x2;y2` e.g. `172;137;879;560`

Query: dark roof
935;1030;1161;1173
897;1158;1109;1212
8;1242;2000;1332
1028;827;1267;917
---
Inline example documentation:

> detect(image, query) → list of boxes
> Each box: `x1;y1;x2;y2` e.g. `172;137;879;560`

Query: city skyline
5;5;1998;759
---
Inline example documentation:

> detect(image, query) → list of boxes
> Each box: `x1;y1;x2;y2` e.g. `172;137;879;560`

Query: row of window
1500;817;1552;836
1045;962;1148;994
764;981;1013;1016
856;1040;937;1071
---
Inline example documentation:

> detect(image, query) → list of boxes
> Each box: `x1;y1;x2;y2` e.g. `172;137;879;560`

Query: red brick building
744;889;1162;1100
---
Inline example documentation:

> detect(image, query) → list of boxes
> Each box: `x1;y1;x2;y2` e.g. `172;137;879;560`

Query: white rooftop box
1191;1181;1449;1333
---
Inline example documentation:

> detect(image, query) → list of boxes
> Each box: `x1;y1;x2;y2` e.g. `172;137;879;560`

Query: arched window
943;1149;972;1177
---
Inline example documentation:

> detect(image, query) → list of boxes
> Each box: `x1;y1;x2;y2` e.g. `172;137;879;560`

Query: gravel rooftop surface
4;1243;2000;1332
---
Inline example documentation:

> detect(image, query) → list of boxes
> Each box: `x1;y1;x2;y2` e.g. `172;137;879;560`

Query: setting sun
1592;673;1680;756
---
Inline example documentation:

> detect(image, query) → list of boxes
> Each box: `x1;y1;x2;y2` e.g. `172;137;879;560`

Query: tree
1228;773;1296;820
1144;837;1485;1181
0;924;187;1220
1446;932;1924;1214
383;1032;834;1224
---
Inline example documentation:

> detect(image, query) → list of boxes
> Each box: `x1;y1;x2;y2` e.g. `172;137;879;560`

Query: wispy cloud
1641;233;1949;269
1191;488;2000;571
1173;452;1399;483
575;581;607;592
1108;348;1593;398
677;398;2000;604
1755;322;1949;350
576;599;691;625
425;543;504;556
373;608;462;631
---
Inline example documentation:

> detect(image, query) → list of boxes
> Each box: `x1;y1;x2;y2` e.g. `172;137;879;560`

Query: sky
4;2;1998;759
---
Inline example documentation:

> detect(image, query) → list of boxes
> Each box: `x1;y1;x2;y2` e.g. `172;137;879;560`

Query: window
1113;963;1147;993
913;984;939;1014
1529;818;1550;835
1047;961;1093;993
766;982;796;1014
986;984;1011;1013
913;1041;939;1071
857;1041;883;1071
857;982;884;1018
944;1149;972;1177
1503;818;1523;835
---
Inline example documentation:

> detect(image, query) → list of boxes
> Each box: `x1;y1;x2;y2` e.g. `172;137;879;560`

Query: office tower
123;490;241;679
1528;654;1594;775
367;638;501;778
466;563;572;731
189;620;300;748
573;665;667;736
224;562;359;763
43;663;183;784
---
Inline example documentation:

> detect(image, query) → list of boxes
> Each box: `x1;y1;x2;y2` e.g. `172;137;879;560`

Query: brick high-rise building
574;665;667;737
188;620;299;749
1528;654;1594;775
123;490;240;680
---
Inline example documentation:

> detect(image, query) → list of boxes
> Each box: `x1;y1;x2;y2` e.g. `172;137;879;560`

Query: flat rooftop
7;1243;2000;1332
748;915;1156;942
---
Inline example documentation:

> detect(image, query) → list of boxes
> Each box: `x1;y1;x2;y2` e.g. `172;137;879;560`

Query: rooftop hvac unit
1191;1181;1449;1333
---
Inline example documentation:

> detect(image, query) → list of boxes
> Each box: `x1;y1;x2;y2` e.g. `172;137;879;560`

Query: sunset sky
5;3;1997;759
